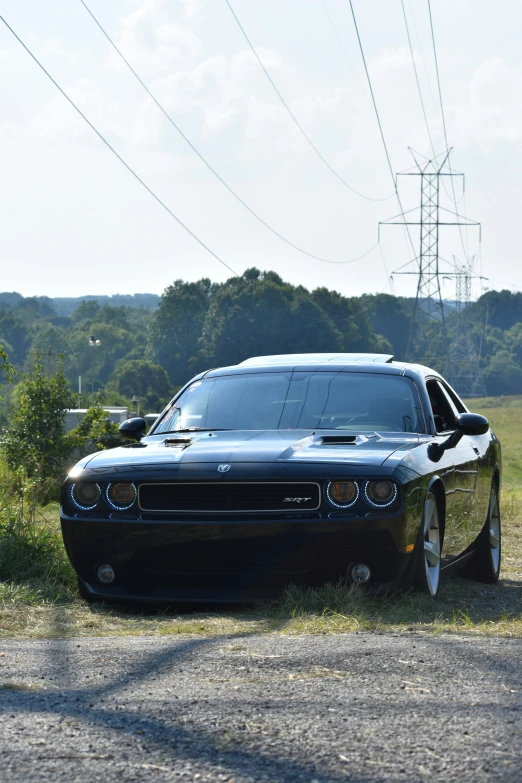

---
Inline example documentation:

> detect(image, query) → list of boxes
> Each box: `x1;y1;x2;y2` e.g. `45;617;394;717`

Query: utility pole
380;149;480;366
89;335;101;398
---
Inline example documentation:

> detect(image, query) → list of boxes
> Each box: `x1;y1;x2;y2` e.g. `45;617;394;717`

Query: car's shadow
77;573;522;633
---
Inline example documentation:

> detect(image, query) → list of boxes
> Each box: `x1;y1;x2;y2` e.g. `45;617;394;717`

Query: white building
64;407;129;432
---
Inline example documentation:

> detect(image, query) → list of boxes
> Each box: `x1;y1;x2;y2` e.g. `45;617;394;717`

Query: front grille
138;482;321;513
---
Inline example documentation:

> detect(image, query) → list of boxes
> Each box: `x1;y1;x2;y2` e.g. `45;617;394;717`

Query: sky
0;0;521;300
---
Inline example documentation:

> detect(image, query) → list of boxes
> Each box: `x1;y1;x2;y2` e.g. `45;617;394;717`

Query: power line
347;0;397;190
378;243;394;294
405;0;463;207
79;0;377;267
400;0;436;158
407;0;439;120
427;0;449;152
347;0;417;271
401;0;468;257
319;0;417;279
224;0;394;202
427;0;469;260
319;0;370;105
0;13;238;277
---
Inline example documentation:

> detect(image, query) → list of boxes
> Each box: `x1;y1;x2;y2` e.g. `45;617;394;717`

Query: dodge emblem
217;464;231;473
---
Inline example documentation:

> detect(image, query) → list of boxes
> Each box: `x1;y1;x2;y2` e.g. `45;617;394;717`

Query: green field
0;397;521;639
466;396;522;486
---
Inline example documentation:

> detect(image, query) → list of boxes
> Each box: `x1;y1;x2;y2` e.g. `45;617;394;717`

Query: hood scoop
318;435;359;445
164;437;192;449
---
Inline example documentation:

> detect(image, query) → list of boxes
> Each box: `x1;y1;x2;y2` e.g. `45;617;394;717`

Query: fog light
350;563;371;583
97;564;115;584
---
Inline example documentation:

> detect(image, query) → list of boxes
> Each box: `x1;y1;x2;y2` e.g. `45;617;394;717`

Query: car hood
79;430;422;471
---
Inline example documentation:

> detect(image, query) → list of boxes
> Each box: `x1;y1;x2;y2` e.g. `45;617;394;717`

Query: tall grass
0;465;75;602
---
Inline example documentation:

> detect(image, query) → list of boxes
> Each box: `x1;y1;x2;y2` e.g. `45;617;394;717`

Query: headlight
105;482;137;510
325;480;359;508
364;480;398;507
70;482;101;511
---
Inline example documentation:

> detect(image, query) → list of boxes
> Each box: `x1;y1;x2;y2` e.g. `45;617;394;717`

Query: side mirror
456;412;489;436
119;417;147;442
428;412;489;462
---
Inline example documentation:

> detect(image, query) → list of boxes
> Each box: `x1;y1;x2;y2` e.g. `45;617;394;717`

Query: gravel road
0;632;520;783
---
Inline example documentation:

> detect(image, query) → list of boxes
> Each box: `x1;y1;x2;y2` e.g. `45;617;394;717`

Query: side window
443;383;466;414
426;380;458;433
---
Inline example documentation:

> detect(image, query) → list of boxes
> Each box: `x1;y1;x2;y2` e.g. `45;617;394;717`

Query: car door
434;380;480;560
425;379;459;562
443;383;491;537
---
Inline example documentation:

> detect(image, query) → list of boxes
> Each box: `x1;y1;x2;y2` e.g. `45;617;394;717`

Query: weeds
0;466;75;603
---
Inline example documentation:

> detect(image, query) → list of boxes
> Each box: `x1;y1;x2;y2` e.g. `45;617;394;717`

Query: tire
413;490;442;597
464;483;501;583
77;577;98;603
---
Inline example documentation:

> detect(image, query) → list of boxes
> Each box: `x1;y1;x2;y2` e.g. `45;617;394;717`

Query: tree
468;290;522;332
151;279;215;385
0;359;73;480
199;270;343;369
359;294;412;358
109;359;173;412
69;404;124;457
0;343;16;387
311;288;374;352
0;311;31;366
484;350;522;396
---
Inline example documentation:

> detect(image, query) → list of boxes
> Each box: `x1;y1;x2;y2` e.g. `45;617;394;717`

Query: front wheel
413;491;442;597
463;484;501;583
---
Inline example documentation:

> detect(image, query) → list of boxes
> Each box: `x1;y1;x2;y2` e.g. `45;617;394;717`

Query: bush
0;358;73;481
69;403;125;456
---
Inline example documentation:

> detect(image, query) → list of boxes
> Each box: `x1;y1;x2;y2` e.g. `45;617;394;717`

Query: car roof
238;353;395;366
202;353;423;379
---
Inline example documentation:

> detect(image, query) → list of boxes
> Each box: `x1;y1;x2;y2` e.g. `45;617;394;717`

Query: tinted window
154;371;426;433
427;379;458;433
443;383;466;414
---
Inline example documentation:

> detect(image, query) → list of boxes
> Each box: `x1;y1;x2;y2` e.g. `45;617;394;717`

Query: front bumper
61;511;413;602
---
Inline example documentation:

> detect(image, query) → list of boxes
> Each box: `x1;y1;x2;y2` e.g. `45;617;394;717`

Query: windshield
153;371;426;434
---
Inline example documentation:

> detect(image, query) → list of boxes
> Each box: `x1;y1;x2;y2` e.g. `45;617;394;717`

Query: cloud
449;58;522;150
39;38;91;67
26;79;123;145
177;0;202;20
110;0;202;74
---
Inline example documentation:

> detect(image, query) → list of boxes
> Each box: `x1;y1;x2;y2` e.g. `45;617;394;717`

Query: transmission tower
380;149;480;365
447;259;487;397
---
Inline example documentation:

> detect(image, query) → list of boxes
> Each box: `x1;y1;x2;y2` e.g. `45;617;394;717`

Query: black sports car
61;353;501;603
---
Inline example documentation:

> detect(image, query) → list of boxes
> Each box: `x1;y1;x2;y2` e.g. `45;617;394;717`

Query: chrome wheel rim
422;493;441;596
488;489;501;574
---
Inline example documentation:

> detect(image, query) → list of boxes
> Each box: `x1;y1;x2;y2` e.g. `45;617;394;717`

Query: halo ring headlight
105;482;137;511
325;480;359;508
70;482;101;511
364;480;398;508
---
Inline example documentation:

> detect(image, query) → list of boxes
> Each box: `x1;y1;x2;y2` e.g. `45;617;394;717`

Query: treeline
0;270;521;419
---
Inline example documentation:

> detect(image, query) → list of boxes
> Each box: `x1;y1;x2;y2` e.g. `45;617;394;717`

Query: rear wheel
414;491;441;597
464;484;501;583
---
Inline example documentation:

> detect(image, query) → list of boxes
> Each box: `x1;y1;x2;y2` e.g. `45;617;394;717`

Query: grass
0;400;520;640
465;395;522;485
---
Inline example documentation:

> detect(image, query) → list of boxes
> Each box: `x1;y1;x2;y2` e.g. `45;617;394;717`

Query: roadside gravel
0;632;520;782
